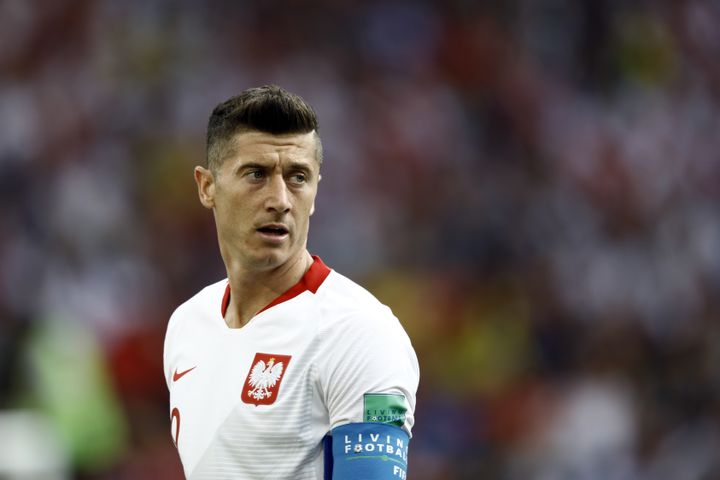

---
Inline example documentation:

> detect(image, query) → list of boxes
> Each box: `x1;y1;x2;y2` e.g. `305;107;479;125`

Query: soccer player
163;85;419;479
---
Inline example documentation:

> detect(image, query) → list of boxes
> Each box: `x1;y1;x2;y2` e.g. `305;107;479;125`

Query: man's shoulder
319;270;386;312
317;270;403;332
163;278;227;379
168;278;227;325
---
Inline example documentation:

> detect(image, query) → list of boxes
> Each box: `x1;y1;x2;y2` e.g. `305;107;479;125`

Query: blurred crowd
1;0;719;479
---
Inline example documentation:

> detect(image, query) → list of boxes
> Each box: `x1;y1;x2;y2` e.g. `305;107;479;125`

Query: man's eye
292;174;307;183
247;170;264;179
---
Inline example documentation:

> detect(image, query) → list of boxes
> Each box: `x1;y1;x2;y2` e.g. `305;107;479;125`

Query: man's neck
224;251;314;328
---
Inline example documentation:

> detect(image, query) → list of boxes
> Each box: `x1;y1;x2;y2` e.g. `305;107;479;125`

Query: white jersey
163;257;419;479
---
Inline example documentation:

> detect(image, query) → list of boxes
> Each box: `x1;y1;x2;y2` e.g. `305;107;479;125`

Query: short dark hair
206;85;322;170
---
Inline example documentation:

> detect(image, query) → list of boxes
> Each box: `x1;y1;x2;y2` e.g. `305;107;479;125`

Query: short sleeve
318;305;419;436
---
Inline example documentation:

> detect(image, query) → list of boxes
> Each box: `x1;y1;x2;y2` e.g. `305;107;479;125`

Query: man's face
195;130;320;272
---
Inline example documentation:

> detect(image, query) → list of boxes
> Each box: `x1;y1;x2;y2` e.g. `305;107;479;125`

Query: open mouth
257;225;289;236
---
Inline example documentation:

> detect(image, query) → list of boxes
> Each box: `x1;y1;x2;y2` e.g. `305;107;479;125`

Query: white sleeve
319;305;419;436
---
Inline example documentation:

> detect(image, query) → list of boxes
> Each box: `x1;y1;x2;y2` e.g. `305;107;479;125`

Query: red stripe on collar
221;256;331;319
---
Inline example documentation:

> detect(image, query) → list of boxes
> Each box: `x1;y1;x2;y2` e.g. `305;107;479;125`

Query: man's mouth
257;225;289;236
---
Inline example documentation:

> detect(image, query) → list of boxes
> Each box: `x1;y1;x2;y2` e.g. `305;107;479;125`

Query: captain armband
331;422;410;480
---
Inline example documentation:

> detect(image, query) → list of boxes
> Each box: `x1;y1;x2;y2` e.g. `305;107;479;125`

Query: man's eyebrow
234;161;274;172
286;162;313;172
238;162;270;169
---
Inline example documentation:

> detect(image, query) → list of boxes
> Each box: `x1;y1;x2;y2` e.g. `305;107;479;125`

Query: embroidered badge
241;353;292;406
364;393;407;427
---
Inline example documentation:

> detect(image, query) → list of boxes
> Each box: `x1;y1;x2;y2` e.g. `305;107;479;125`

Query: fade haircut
206;85;322;171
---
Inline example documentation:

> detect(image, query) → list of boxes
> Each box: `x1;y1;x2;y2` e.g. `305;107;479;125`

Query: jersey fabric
163;257;419;479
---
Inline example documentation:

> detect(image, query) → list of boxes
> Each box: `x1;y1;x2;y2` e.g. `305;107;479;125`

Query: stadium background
1;1;719;478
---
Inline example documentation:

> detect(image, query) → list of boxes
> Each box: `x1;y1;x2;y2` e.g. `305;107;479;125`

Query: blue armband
331;422;409;480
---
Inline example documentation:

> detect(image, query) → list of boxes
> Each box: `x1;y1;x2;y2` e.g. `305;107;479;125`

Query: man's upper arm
320;306;419;478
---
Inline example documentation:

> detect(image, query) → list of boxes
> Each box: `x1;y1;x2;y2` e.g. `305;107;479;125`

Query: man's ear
194;166;215;209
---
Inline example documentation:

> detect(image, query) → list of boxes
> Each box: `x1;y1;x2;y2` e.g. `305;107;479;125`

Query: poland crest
241;353;292;406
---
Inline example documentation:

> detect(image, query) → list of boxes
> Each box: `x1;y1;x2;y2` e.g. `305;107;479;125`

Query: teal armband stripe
332;422;409;479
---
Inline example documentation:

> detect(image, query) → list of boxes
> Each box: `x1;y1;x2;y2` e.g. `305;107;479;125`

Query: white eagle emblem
247;357;284;401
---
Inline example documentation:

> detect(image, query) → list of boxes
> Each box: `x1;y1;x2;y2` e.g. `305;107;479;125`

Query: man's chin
245;248;294;270
233;241;307;272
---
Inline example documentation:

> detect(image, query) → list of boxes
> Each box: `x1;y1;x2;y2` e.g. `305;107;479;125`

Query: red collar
221;256;331;318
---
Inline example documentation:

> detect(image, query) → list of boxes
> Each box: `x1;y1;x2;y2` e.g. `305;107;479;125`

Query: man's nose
265;174;291;213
